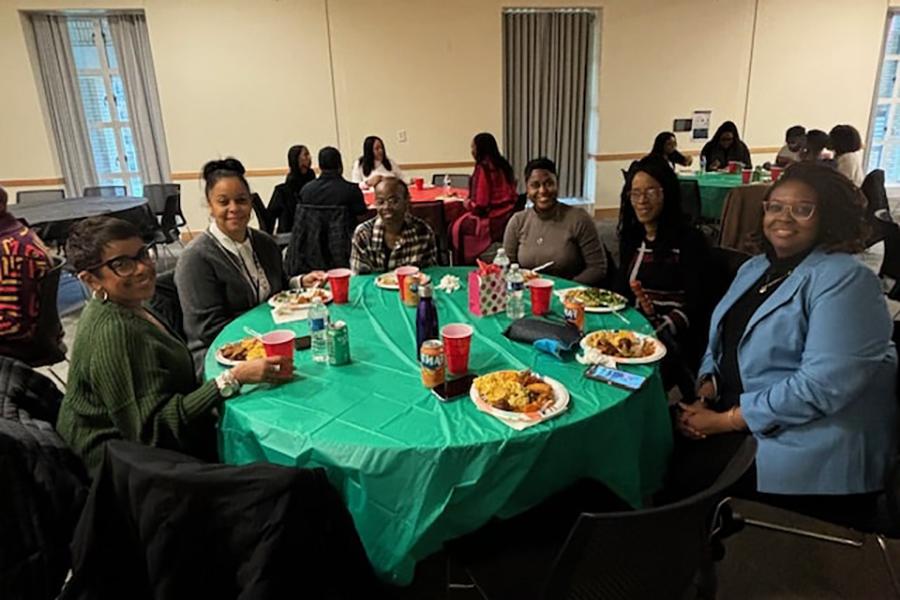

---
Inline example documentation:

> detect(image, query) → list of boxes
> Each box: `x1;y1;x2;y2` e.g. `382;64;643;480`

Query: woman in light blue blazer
678;162;897;527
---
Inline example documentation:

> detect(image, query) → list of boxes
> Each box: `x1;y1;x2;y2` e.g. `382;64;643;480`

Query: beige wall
0;0;893;229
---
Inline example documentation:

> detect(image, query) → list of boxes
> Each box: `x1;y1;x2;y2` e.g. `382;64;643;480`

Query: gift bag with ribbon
468;260;507;316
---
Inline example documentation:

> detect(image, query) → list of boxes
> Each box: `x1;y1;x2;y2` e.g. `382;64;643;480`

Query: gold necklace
758;270;792;294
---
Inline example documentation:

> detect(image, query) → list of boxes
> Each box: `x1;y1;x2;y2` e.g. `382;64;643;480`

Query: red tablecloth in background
363;186;468;224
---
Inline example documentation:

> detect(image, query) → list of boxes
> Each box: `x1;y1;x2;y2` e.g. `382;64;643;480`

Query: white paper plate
267;289;333;309
375;273;400;290
215;349;242;367
580;330;667;364
555;287;628;313
470;371;570;423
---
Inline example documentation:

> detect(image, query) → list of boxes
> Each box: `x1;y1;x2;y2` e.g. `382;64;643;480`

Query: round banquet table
11;196;148;226
206;267;673;584
678;171;744;219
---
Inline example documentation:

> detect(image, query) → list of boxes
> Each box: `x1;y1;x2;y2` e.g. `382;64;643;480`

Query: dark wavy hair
202;157;250;198
287;145;308;174
0;186;7;213
359;136;392;177
828;124;862;156
618;155;686;254
752;162;869;254
66;216;142;272
472;132;515;184
803;130;830;160
650;131;676;157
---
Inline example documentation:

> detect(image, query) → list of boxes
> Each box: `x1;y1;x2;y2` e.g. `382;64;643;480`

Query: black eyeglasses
86;243;156;277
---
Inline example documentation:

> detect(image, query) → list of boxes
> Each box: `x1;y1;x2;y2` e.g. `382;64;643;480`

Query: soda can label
420;339;445;388
563;299;585;332
327;321;351;365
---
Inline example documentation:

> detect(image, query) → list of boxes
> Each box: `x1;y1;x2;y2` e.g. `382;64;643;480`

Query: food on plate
270;288;330;307
563;287;626;309
473;370;555;413
583;330;656;359
218;338;265;362
376;272;399;287
521;270;541;282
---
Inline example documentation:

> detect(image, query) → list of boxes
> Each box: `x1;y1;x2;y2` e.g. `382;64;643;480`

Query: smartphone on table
294;335;311;351
584;364;647;391
432;374;477;402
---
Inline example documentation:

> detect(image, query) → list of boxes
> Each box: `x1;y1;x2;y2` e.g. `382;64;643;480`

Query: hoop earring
92;288;109;303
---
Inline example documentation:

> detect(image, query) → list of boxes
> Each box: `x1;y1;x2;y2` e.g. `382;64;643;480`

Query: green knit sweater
57;299;222;473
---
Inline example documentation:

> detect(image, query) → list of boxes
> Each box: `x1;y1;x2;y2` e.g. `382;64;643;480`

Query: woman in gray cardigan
175;158;324;370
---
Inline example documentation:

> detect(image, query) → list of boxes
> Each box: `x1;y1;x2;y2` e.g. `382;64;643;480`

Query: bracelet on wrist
215;369;241;398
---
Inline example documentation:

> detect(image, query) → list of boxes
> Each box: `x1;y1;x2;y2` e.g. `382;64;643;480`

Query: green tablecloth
679;171;744;219
206;267;673;584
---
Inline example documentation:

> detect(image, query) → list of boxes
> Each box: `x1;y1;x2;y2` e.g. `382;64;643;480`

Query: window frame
866;9;900;186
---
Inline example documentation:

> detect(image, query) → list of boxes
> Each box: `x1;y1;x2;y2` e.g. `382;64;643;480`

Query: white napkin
271;307;309;325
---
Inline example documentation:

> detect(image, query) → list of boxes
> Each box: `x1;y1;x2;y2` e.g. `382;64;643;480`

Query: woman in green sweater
57;217;291;473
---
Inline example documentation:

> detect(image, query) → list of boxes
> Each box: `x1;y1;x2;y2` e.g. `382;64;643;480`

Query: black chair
83;185;127;198
880;221;900;301
147;271;184;341
284;204;353;276
60;441;378;600
460;436;757;600
679;179;703;227
143;183;185;230
708;246;752;307
861;170;893;246
432;174;471;190
114;204;173;258
250;192;274;235
410;200;450;266
16;189;65;204
0;256;67;367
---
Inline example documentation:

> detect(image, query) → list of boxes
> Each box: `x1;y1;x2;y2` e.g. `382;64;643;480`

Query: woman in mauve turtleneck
502;157;607;286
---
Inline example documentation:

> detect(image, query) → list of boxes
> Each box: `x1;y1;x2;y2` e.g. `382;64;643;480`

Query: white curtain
26;14;97;197
108;13;171;185
503;10;594;198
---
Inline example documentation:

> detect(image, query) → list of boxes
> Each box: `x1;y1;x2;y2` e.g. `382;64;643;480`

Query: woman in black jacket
267;145;316;233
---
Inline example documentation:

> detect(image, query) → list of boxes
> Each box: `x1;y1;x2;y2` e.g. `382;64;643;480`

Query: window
68;17;143;195
868;12;900;185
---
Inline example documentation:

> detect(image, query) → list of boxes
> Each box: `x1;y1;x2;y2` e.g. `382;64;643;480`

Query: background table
363;185;468;225
11;196;148;226
678;172;744;219
207;267;672;584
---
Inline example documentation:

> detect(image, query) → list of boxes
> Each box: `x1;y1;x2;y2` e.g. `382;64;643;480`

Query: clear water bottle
698;154;707;174
443;173;452;196
506;263;525;320
493;248;510;276
309;296;329;363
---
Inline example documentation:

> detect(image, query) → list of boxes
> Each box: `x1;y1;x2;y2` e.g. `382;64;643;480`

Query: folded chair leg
744;518;864;547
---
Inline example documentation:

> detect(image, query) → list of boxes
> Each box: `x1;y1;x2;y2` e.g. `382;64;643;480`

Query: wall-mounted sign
692;110;711;141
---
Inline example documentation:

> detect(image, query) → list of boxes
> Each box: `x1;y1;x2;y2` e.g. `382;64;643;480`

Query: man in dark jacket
299;147;368;220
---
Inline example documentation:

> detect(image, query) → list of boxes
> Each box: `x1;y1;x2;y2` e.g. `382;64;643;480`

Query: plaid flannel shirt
350;215;437;274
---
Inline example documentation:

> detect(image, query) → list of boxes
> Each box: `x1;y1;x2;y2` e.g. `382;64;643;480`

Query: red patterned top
0;213;51;341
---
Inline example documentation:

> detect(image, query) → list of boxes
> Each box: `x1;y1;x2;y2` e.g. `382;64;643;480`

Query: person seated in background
175;158;325;369
774;125;805;167
267;144;316;234
350;135;405;190
617;156;711;396
350;178;437;274
677;163;897;529
700;121;752;171
449;132;518;264
800;129;830;162
649;131;692;169
829;124;865;186
0;186;63;365
299;146;368;221
57;217;292;474
503;158;607;285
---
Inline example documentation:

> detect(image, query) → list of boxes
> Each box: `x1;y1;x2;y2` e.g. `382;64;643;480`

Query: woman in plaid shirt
350;178;437;274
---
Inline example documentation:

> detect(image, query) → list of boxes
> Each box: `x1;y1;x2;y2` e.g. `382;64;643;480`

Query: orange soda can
563;297;585;332
420;339;445;388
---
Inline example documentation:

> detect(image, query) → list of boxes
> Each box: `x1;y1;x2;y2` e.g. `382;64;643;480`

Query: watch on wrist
216;370;241;398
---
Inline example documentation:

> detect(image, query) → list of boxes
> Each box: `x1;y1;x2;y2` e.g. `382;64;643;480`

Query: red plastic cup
728;161;742;173
770;166;783;180
414;177;425;190
262;330;295;376
396;265;420;303
327;268;352;304
441;323;473;375
741;169;752;184
527;278;555;316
